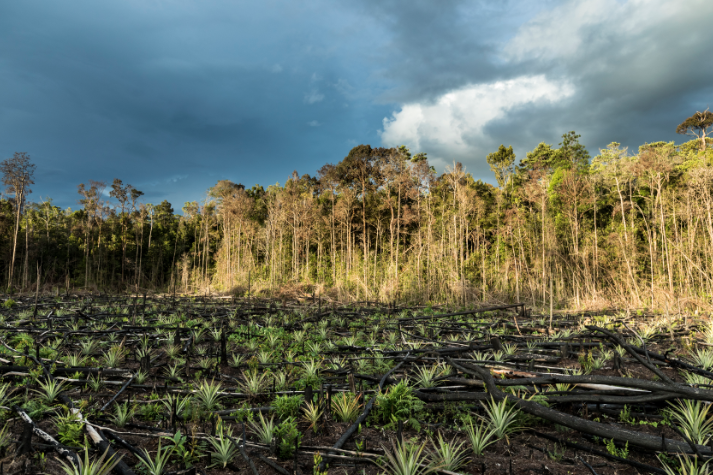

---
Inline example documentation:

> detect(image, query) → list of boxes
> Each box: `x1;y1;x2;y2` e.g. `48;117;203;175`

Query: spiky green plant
302;359;321;378
102;346;124;368
331;392;362;423
465;420;496;455
0;383;16;407
240;369;268;395
429;433;468;471
683;372;712;386
79;339;98;356
86;374;103;392
273;371;288;391
207;422;239;469
136;441;174;475
164;344;181;359
230;354;244;368
257;349;272;364
33;378;67;404
302;401;323;433
482;397;521;439
0;422;12;453
191;328;204;344
64;352;87;367
502;343;518;356
111;402;134;428
306;341;322;354
58;447;122;475
378;440;439;475
193;379;223;412
197;357;213;370
471;351;493;361
162;393;190;420
659;454;711;475
691;349;713;370
667;399;713;445
137;347;153;361
412;365;441;389
164;363;183;379
249;412;276;444
134;370;148;384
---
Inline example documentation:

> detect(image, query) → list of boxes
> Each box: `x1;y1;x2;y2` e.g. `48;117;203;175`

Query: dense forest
3;113;713;311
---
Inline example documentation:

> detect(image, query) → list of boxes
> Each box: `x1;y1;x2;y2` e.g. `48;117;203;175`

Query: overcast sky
1;0;712;210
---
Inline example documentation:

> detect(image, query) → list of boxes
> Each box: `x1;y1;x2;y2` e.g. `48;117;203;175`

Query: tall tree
110;178;141;286
78;180;106;287
676;110;713;151
0;152;35;287
486;145;515;189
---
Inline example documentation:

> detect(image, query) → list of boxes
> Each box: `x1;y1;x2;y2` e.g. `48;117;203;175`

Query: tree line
2;111;713;310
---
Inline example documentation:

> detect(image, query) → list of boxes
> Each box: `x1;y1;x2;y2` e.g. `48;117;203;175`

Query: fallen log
446;358;712;455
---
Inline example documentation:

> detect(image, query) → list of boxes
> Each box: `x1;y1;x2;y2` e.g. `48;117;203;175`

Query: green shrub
273;394;303;419
53;409;84;447
274;417;302;459
374;380;424;430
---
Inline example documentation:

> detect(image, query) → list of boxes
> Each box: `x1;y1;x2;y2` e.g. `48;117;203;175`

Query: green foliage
2;300;15;309
53;408;85;446
163;431;201;469
605;439;628;459
273;394;303;419
33;378;67;405
137;402;162;421
374;380;424;430
618;405;632;424
274;416;302;459
486;145;515;189
302;401;323;433
0;423;12;456
312;453;328;475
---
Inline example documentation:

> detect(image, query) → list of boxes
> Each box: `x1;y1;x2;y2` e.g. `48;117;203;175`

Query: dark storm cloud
0;1;391;208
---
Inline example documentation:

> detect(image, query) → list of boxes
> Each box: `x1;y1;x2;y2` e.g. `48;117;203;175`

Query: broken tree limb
587;326;674;384
446;358;712;455
12;404;81;469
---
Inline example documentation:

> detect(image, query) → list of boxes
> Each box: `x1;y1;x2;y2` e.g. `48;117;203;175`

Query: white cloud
380;75;574;162
304;89;324;104
271;64;283;73
504;0;695;63
307;120;320;127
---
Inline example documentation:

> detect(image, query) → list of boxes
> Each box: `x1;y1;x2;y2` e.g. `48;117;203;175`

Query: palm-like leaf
58;447;121;475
